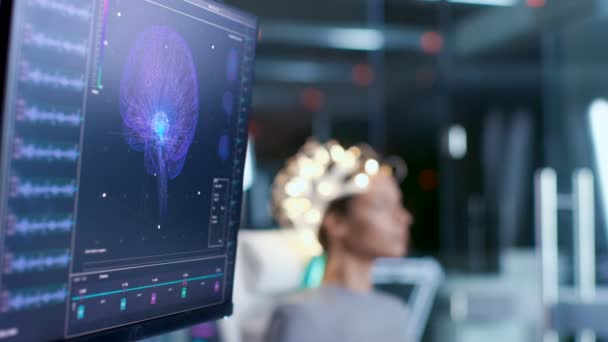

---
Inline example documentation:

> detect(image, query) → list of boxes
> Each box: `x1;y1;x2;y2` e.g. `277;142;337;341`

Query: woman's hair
318;195;356;251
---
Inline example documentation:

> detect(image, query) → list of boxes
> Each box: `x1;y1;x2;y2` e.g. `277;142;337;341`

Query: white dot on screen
212;45;215;49
101;193;107;198
117;12;122;16
103;40;108;46
157;225;161;229
197;191;201;195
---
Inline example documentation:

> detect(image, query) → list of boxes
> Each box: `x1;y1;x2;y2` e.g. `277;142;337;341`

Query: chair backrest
374;258;444;342
220;229;321;342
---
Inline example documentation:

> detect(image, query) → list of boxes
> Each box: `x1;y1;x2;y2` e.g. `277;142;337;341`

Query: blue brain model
119;26;199;215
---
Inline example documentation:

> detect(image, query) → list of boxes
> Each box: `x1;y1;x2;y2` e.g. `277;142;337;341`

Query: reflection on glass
589;99;608;237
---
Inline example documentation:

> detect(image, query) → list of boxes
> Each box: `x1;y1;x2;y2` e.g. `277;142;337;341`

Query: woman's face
343;172;413;258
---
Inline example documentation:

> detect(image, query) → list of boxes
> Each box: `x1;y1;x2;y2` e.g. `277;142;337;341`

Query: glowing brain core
152;111;169;144
120;26;199;215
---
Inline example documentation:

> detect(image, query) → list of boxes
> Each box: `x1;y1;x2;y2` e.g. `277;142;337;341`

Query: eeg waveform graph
24;25;88;57
10;177;77;198
4;250;70;274
27;0;91;21
20;62;85;92
1;285;67;312
6;214;74;236
16;100;82;127
13;140;79;162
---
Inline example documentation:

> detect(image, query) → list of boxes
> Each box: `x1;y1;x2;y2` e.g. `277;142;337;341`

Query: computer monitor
0;0;257;340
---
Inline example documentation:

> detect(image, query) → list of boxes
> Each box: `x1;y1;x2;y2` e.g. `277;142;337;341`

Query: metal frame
535;167;605;341
373;257;444;342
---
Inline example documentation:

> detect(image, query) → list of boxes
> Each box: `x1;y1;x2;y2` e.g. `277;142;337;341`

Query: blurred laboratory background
151;0;608;341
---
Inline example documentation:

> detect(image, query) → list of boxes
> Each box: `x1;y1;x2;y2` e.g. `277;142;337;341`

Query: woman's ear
322;211;348;244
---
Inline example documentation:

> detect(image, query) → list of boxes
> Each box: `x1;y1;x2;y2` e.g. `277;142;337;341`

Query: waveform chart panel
208;179;230;248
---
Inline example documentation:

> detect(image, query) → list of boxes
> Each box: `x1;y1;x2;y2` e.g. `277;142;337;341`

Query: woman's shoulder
274;287;328;312
267;287;410;342
276;286;408;315
266;289;330;342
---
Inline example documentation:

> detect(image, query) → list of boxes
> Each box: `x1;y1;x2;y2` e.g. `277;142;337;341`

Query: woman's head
319;171;412;259
271;140;411;259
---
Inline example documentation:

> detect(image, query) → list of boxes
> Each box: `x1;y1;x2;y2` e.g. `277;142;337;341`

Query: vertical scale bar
573;169;596;342
535;168;559;342
95;0;109;91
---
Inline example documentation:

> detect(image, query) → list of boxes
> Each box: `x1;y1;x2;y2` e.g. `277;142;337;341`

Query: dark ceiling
220;0;596;157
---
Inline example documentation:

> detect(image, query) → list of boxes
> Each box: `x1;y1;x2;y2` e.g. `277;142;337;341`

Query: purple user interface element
226;48;239;81
151;292;157;305
120;26;200;215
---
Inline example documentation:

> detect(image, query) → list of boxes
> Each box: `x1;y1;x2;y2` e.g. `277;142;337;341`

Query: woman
266;141;413;342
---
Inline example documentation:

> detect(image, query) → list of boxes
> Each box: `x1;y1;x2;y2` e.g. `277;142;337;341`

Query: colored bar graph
77;305;85;320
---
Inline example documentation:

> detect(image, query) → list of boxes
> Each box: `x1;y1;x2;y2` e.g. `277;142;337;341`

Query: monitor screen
0;0;256;340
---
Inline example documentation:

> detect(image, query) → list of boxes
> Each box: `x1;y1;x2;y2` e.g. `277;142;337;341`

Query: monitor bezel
0;0;256;340
0;0;12;159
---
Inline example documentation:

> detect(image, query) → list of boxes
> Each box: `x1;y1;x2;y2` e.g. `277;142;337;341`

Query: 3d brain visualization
120;26;199;215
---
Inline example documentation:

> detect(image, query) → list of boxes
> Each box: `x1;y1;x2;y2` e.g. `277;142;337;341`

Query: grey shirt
265;286;410;342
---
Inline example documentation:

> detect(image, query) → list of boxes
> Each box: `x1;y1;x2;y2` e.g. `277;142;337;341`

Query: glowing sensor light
365;159;380;175
317;181;337;198
285;178;308;197
354;173;370;189
330;144;345;162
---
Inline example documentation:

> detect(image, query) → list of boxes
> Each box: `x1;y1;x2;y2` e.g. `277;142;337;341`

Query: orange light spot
300;87;325;112
527;0;545;8
421;31;443;55
418;169;439;192
352;63;374;87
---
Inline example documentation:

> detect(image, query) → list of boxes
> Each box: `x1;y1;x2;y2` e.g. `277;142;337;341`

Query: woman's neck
322;248;374;294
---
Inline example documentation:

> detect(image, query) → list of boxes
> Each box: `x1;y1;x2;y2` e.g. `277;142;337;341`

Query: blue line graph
15;141;79;162
4;285;67;311
27;0;91;21
18;102;82;127
21;63;85;91
9;215;73;236
12;178;77;198
25;28;88;56
6;250;70;273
